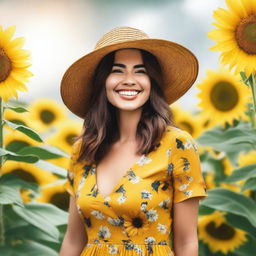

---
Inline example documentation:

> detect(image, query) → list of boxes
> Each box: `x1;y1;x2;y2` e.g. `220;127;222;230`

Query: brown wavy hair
75;48;177;164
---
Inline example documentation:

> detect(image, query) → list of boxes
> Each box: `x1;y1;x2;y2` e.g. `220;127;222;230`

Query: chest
95;144;143;198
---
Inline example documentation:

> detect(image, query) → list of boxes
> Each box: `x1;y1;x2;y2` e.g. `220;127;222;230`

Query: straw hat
60;26;198;118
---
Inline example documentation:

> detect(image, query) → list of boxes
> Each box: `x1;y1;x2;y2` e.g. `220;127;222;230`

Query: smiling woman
59;26;207;256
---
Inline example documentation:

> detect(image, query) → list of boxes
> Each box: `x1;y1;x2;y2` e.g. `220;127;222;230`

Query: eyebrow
113;63;145;69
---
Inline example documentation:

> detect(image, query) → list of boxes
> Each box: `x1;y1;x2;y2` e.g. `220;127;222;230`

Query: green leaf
4;120;43;142
0;173;39;194
0;148;38;163
240;71;250;86
225;164;256;183
35;160;67;177
200;188;256;227
5;224;59;243
242;178;256;192
0;185;23;206
17;145;69;160
12;204;61;240
4;106;29;113
0;240;58;256
197;122;256;165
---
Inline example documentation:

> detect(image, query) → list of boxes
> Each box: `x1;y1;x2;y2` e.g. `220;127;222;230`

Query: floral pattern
64;126;208;255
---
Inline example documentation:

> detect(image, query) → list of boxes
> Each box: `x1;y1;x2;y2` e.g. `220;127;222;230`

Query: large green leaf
35;160;67;177
225;164;256;183
0;173;39;193
0;148;38;163
197;122;256;165
242;178;256;191
0;185;23;206
5;224;59;243
17;145;69;159
4;120;43;142
200;188;256;227
0;240;58;256
12;204;60;240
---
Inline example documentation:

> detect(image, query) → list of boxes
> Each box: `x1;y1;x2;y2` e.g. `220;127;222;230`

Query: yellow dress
64;126;208;256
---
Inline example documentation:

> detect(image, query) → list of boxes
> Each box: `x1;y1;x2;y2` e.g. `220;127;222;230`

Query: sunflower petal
213;8;240;30
208;29;234;42
225;0;248;18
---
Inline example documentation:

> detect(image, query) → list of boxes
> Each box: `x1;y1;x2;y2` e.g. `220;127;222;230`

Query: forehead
114;48;143;63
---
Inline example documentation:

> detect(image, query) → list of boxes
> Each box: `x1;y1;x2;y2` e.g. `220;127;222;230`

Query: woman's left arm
173;197;202;256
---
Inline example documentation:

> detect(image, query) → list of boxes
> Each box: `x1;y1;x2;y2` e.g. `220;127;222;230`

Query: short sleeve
64;140;82;197
168;130;208;203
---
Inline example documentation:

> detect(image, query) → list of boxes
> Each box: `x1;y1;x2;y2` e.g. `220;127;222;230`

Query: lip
115;89;142;92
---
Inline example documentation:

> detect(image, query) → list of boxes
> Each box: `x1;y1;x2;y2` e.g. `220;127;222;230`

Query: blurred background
0;0;224;117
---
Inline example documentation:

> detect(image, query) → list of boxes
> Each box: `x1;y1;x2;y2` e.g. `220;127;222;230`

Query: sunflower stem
0;97;5;246
250;73;256;129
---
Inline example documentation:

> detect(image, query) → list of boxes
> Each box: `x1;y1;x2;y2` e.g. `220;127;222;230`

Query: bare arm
59;196;88;256
173;197;202;256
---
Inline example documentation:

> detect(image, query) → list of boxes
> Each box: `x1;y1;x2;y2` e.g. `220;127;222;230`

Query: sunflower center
132;217;143;228
65;133;77;145
210;81;238;111
179;121;194;135
236;14;256;54
50;192;69;211
206;221;235;240
40;110;55;124
12;168;38;183
0;48;12;82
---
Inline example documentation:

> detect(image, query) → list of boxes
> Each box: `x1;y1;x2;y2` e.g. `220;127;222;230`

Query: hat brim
60;38;198;118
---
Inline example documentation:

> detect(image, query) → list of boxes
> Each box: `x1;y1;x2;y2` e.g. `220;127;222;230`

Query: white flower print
179;184;189;191
117;194;127;204
184;139;194;150
145;236;156;245
104;196;111;201
186;176;194;182
107;217;123;226
137;155;152;166
126;170;140;184
98;225;111;239
140;202;148;211
133;244;144;255
157;223;167;234
91;210;105;219
107;244;119;254
184;190;192;197
145;209;158;222
166;148;171;157
159;198;170;209
141;190;152;200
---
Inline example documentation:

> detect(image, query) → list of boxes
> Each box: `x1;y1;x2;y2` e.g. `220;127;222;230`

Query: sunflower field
1;0;256;254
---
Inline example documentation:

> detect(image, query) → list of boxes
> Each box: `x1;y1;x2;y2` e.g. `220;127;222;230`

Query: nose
122;72;136;86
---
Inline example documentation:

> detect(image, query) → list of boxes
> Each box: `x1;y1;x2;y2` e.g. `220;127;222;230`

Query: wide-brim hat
60;26;199;118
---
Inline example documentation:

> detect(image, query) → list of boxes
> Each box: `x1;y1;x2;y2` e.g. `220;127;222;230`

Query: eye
111;69;122;73
136;69;147;74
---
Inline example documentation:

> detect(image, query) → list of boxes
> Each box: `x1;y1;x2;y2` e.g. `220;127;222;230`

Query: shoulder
162;125;198;152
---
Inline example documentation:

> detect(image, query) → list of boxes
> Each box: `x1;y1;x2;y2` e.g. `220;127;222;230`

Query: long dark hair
76;48;177;164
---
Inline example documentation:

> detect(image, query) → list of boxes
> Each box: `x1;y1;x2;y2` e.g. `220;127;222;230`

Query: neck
117;108;142;144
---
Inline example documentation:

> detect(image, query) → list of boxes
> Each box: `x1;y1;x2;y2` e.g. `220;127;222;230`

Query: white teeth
118;91;139;96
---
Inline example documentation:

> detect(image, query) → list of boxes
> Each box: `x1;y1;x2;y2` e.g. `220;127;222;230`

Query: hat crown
94;26;149;50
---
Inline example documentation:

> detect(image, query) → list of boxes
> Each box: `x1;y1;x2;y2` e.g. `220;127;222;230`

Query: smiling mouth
115;90;142;96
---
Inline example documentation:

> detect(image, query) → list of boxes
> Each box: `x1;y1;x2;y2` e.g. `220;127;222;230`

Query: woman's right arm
59;195;88;256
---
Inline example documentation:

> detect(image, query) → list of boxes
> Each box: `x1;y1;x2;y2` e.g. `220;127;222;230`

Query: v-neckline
92;153;148;199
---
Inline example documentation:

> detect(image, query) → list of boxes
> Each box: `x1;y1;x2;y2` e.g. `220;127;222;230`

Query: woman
59;26;207;256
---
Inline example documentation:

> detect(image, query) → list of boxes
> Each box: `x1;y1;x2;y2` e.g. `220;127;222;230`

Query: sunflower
46;120;82;153
27;98;67;132
4;130;42;152
198;211;247;254
205;172;216;190
0;25;33;102
122;210;150;237
208;0;256;75
170;104;204;138
2;161;58;185
196;67;251;126
36;182;69;210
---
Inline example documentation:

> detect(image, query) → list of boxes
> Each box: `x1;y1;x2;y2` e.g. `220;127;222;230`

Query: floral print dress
64;126;208;256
